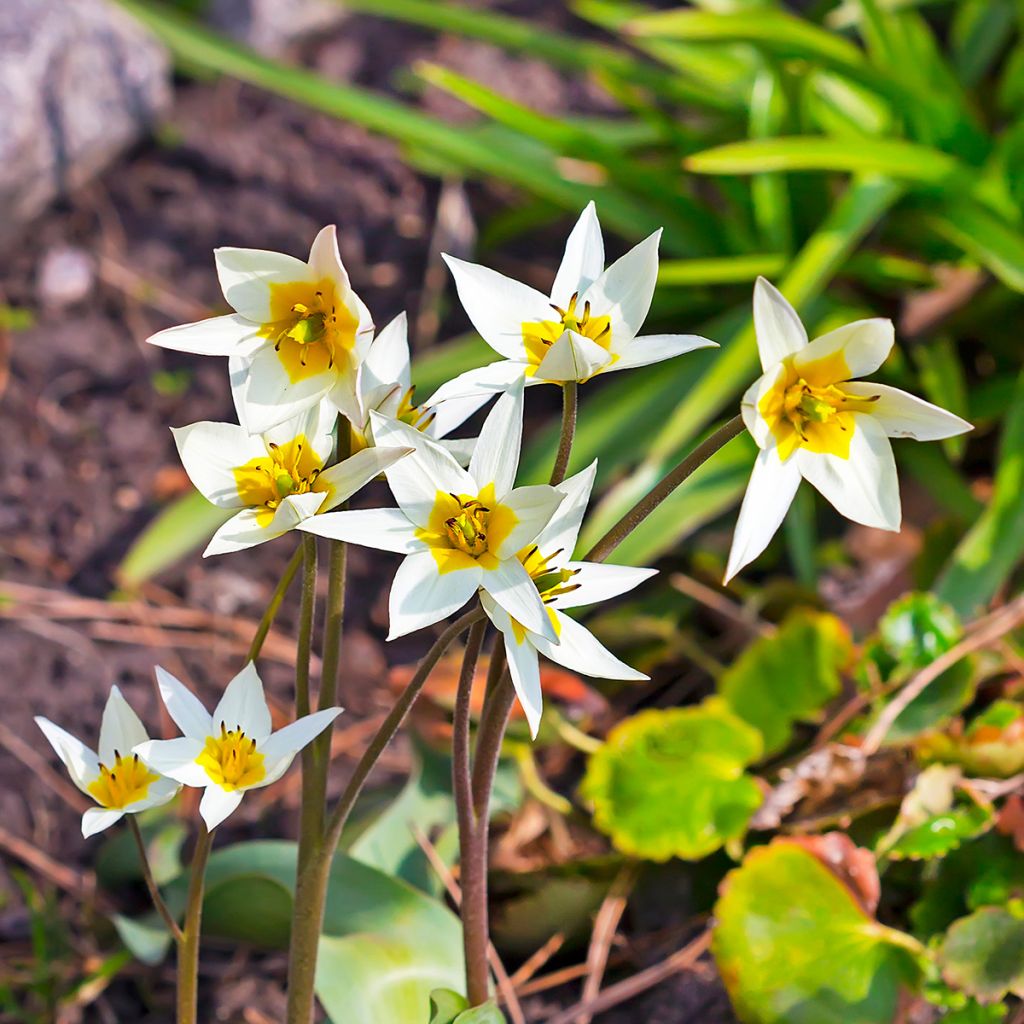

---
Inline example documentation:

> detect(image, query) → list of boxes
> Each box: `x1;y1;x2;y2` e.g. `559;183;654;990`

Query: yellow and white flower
726;277;972;582
172;399;411;557
429;202;716;404
35;687;179;838
299;379;565;642
354;311;481;464
482;461;656;736
133;664;341;830
147;226;372;433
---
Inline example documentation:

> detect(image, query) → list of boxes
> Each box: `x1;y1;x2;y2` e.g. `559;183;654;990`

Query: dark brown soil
0;9;733;1022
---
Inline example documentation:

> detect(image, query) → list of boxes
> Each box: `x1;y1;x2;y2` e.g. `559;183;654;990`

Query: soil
0;7;735;1023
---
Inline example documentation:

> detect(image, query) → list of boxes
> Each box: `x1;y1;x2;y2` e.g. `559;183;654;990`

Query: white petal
370;414;474;528
230;346;335;435
753;277;808;370
262;400;336;464
316;445;413;513
171;421;267;510
298;507;424;553
326;364;365;427
483;597;545;740
124;776;181;813
133;738;209;787
605;332;718;373
82;808;125;838
797;414;901;531
435;435;477;466
426;360;527;406
580;230;660;344
98;686;150;766
492;485;565;561
147;314;261;356
551;201;605;308
203;493;326;557
387;551;482;640
256;708;343;785
535;330;611;383
213;662;272;740
724;446;802;582
469;378;524;497
843;382;973;441
534;611;647;682
35;717;99;794
215;246;313;322
796;318;894;380
530;461;596;560
154;667;212;740
428;392;491;439
441;255;552;360
361;312;411;398
551;562;657;610
740;365;785;450
308;225;373;334
199;786;244;830
481;557;556;642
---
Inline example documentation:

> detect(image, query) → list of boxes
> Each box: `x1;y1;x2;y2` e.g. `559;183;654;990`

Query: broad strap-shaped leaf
940;905;1024;1001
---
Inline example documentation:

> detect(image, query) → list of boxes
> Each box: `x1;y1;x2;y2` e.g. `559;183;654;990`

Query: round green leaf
713;840;921;1023
879;593;962;668
718;611;850;756
582;698;763;861
885;803;994;861
940;905;1024;1002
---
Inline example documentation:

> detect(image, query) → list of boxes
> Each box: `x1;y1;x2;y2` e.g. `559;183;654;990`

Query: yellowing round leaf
581;698;763;861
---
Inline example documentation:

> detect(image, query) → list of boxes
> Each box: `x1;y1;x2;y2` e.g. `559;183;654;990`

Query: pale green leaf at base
940;906;1024;1002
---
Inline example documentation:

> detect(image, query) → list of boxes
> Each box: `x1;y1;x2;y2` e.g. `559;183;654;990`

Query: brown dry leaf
788;832;882;915
997;793;1024;852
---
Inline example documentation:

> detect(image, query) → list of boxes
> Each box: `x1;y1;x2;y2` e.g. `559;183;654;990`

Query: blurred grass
117;0;1024;609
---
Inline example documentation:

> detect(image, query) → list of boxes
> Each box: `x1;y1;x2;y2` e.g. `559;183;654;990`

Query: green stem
550;381;578;486
294;536;319;721
246;543;304;664
583;415;745;564
128;816;183;944
452;619;488;1005
176;825;214;1024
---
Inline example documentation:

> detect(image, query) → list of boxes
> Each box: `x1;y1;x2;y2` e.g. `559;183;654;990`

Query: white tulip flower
725;277;973;582
354;311;482;465
299;379;565;643
172;399;411;557
134;664;341;831
147;226;372;433
482;461;657;736
429;202;717;405
35;687;179;838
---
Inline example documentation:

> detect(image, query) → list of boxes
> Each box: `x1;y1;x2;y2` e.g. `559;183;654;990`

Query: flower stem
550;381;578;486
284;607;486;1024
246;543;304;664
452;619;488;1004
128;816;183;944
583;414;745;564
294;536;319;721
176;825;214;1024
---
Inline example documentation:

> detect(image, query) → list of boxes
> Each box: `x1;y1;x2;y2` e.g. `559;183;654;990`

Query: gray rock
208;0;348;56
0;0;170;248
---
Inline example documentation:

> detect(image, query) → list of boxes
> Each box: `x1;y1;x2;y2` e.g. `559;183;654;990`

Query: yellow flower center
416;484;518;574
758;349;879;461
520;544;581;601
195;724;266;792
258;277;359;383
233;434;327;527
521;293;612;378
86;752;159;810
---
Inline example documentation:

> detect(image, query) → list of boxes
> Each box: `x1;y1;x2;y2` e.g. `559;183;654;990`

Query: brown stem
452;619;488;1004
176;825;214;1024
128;816;183;944
550;381;578;486
584;415;745;564
246;543;304;664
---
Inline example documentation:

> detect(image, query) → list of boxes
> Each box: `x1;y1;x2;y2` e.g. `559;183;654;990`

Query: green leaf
116;490;231;589
940;905;1024;1001
885;803;994;862
917;700;1024;778
454;1004;506;1024
429;990;469;1024
719;611;851;756
938;370;1024;615
713;839;922;1023
657;254;787;286
111;913;173;966
186;841;464;1024
581;698;763;861
922;200;1024;293
878;593;962;668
